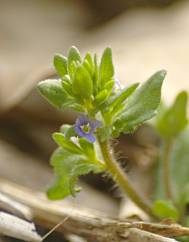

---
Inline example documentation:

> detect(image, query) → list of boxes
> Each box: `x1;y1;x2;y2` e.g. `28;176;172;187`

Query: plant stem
162;139;173;200
98;139;156;219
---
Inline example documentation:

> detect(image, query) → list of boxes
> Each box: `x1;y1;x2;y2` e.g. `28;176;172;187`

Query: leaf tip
159;69;167;78
37;80;47;93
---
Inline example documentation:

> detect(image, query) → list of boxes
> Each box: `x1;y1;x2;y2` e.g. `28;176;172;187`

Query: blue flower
74;115;101;143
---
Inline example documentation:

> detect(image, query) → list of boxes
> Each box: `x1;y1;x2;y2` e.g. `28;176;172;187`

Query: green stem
98;139;156;219
162;139;173;200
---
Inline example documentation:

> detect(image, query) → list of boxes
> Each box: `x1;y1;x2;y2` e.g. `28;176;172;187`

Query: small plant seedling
38;46;189;233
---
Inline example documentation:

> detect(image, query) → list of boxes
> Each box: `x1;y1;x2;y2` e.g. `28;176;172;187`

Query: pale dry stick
0;191;70;242
0;192;31;220
0;212;41;242
41;215;70;241
129;228;177;242
0;179;189;242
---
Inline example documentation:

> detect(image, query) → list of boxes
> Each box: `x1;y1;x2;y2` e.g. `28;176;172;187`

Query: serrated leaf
156;91;188;138
54;54;67;78
114;70;166;133
99;48;114;86
72;65;93;100
153;200;179;220
47;147;105;199
37;79;69;110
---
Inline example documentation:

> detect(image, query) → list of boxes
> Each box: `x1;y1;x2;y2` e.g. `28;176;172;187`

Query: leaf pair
47;132;105;199
99;70;166;140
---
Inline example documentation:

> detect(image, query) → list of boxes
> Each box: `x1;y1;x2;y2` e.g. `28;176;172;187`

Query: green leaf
94;54;99;89
114;70;166;133
83;53;94;76
109;83;139;113
99;48;114;86
154;127;189;205
152;200;179;220
62;80;73;96
156;91;188;138
85;53;93;67
79;138;96;160
68;46;81;75
72;65;93;100
180;184;189;206
37;79;68;110
54;54;67;78
61;75;73;96
47;147;105;199
95;89;108;105
68;103;85;112
95;80;115;106
60;125;76;139
53;132;82;154
104;79;115;91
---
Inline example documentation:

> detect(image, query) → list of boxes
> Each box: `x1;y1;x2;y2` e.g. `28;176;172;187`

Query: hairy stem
162;139;173;200
98;139;156;219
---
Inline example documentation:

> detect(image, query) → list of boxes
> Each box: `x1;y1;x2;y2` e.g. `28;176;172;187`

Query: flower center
81;123;91;134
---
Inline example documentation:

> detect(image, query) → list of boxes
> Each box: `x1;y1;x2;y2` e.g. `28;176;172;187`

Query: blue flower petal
74;115;101;143
74;125;84;137
84;133;96;143
76;115;89;126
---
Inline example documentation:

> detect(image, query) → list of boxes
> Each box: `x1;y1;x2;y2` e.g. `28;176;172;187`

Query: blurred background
0;0;189;241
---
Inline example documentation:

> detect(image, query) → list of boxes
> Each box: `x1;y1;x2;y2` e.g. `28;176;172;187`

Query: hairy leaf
54;54;67;78
114;70;166;133
47;147;104;199
72;65;93;100
79;138;96;160
53;132;82;154
156;91;188;138
109;83;139;115
154;128;189;205
37;79;68;110
68;46;81;75
153;200;179;220
99;48;114;86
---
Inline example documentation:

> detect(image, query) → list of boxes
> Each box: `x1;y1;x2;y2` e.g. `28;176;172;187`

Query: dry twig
0;212;41;242
0;178;188;242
